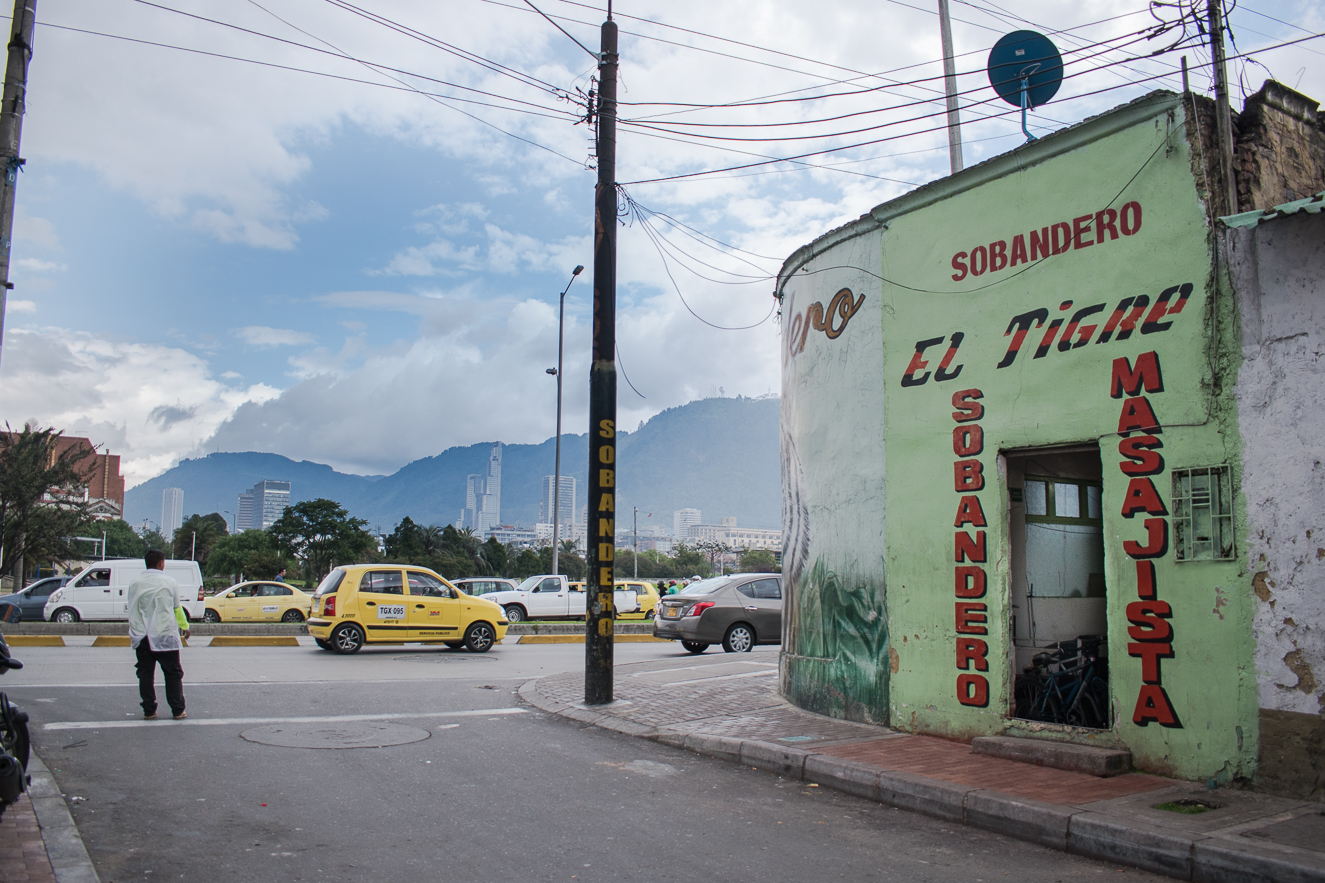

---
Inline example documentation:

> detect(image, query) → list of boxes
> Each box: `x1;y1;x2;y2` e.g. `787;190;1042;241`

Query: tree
480;537;507;576
556;539;586;580
510;547;543;579
738;548;780;573
140;527;171;554
270;499;374;581
94;518;147;559
672;543;712;578
383;517;424;561
692;539;733;574
0;425;93;578
207;529;282;580
172;513;228;565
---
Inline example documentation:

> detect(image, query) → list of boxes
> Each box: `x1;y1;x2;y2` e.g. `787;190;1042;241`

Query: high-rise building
161;488;184;537
673;508;701;540
539;475;576;530
460;442;503;534
236;480;291;530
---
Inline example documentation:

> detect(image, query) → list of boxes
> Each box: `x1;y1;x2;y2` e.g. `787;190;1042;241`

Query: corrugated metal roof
1220;190;1325;228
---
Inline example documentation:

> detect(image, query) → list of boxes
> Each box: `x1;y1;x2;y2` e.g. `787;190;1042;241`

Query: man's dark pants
135;641;185;716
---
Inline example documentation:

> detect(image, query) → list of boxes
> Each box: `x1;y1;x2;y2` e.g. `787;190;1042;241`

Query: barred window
1172;466;1234;561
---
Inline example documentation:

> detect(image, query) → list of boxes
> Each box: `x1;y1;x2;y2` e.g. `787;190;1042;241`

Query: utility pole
585;10;618;706
633;506;638;579
937;0;963;175
550;265;583;577
0;0;35;372
1207;0;1237;214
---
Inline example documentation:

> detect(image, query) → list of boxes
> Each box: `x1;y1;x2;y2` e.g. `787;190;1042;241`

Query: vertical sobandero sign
585;18;618;705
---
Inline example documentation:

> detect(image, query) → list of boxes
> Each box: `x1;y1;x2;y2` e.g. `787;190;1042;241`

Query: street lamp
547;264;584;576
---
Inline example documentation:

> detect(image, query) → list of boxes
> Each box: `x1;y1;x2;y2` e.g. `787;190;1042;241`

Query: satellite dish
987;30;1063;142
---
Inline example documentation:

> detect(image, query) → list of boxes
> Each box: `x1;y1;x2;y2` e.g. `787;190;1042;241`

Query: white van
43;560;204;623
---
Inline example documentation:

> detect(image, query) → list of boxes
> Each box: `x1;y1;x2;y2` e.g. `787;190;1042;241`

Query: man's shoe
172;711;187;720
144;712;158;720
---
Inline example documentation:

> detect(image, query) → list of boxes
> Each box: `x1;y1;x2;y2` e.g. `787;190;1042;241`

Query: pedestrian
275;567;286;583
127;549;189;721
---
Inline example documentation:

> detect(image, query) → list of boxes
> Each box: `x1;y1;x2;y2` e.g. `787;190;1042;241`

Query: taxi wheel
314;638;333;651
52;608;79;624
464;622;496;653
443;641;464;650
331;624;365;654
503;605;525;623
202;610;221;623
281;609;305;623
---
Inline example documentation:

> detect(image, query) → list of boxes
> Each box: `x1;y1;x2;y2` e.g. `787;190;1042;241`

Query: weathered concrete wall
1226;208;1325;799
1234;82;1325;213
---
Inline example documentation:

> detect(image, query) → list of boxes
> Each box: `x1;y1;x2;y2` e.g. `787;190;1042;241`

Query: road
5;638;1166;882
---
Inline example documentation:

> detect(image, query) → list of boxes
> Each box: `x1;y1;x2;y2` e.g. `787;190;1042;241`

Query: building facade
461;442;503;534
777;85;1325;794
539;475;577;531
672;508;701;540
235;480;290;531
161;488;184;536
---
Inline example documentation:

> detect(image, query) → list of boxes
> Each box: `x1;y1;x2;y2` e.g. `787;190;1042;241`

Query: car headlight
48;589;63;603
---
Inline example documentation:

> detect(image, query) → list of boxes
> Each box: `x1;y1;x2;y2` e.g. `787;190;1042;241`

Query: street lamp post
547;265;584;576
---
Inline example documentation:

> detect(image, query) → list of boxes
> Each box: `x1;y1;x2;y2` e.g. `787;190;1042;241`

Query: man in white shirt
127;549;190;720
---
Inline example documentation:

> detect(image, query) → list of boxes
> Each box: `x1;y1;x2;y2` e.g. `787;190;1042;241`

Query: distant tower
238;480;291;530
478;442;502;533
161;488;184;537
236;491;255;531
540;475;576;529
673;508;701;540
463;474;482;530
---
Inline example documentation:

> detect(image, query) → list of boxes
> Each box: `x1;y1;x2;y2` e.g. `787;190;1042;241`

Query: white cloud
0;327;280;484
235;326;317;348
14;258;66;273
7;300;36;313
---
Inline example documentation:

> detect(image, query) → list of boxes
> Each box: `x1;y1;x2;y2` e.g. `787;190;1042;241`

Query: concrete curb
9;621;659;637
523;675;1325;883
25;751;99;883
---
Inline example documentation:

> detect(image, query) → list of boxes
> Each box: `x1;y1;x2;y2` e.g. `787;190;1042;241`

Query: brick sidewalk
0;793;57;882
525;651;1325;882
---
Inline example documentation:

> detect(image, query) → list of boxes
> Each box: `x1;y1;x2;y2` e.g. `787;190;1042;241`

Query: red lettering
1119;435;1164;476
1057;303;1107;352
1126;600;1173;641
957;673;989;707
955;531;986;563
1030;227;1052;260
989;240;1008;272
955;566;986;598
1120;477;1168;518
1073;214;1094;249
954;495;987;528
955;601;987;634
951;251;968;282
1010;234;1028;267
934;333;965;383
1128;642;1173;683
1141;283;1194;334
1050;222;1072;255
951;389;984;422
1117;396;1160;434
1132;684;1180;726
954;459;985;492
1120;201;1142;236
901;336;945;388
956;638;990;671
1123;518;1169;559
1110;352;1164;398
952;425;983;456
1095;208;1119;242
969;245;988;276
1113;296;1151;342
1135;560;1157;600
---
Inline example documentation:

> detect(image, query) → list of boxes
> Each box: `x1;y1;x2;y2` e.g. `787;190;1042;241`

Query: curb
520;677;1325;883
25;751;99;883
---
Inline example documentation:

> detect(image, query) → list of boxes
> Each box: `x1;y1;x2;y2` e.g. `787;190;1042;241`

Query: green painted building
777;84;1325;793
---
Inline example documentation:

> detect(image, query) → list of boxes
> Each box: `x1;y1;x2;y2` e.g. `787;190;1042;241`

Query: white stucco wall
1228;209;1325;716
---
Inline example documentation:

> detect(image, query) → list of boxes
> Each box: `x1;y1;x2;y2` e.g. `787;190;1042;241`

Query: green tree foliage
379;518;493;580
481;537;507;576
509;547;543;579
555;539;586;580
270;499;375;580
140;527;171;554
207;529;283;580
738;548;780;573
172;512;229;565
93;519;147;559
671;543;712;579
0;425;94;578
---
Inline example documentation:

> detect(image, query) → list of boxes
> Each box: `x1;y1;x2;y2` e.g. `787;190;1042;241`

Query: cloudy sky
0;0;1319;484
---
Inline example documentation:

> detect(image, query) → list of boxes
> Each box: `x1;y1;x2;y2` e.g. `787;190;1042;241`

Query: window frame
1022;475;1103;527
1172;464;1235;562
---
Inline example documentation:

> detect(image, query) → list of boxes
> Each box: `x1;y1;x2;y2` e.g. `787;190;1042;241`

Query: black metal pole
585;15;617;706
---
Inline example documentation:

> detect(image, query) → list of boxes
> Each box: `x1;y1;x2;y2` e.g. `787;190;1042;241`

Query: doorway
1005;445;1111;728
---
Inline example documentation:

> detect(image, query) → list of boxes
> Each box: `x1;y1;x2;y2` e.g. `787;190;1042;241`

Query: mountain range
124;395;782;534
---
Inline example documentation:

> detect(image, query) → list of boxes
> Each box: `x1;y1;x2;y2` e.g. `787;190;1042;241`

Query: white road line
663;669;778;686
43;707;528;731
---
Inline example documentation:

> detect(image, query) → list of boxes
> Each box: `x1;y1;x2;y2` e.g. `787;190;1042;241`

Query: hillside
124;395;781;532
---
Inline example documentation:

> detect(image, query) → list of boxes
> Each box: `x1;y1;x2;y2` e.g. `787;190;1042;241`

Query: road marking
43;707;528;731
519;635;670;644
663;669;779;686
209;637;301;647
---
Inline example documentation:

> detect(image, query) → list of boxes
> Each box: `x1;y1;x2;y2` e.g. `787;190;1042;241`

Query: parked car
0;576;70;622
488;575;639;623
652;574;782;653
203;581;312;623
452;577;518;597
306;564;507;654
615;580;660;618
44;560;205;623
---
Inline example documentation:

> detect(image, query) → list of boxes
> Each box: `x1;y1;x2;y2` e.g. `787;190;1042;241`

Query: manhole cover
241;722;431;749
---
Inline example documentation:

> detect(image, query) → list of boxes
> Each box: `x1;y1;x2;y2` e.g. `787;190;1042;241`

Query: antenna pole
585;16;618;706
937;0;963;174
1019;78;1036;143
1207;0;1237;213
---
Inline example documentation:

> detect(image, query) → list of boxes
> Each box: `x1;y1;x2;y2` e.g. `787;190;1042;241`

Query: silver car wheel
723;624;755;653
503;605;525;623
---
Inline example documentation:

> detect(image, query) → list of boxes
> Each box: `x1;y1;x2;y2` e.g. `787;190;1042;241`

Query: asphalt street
4;640;1167;882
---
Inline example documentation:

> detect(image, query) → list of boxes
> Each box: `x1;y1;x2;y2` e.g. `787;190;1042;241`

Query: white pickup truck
483;574;639;623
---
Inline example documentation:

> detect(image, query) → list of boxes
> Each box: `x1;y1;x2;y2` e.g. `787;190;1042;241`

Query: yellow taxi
567;580;660;619
203;581;313;623
306;564;508;654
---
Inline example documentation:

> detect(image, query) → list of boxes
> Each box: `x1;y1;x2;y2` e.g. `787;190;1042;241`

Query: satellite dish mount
988;31;1063;145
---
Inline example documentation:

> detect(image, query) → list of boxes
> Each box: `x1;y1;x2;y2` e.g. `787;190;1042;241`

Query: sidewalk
0;753;99;883
521;653;1325;883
